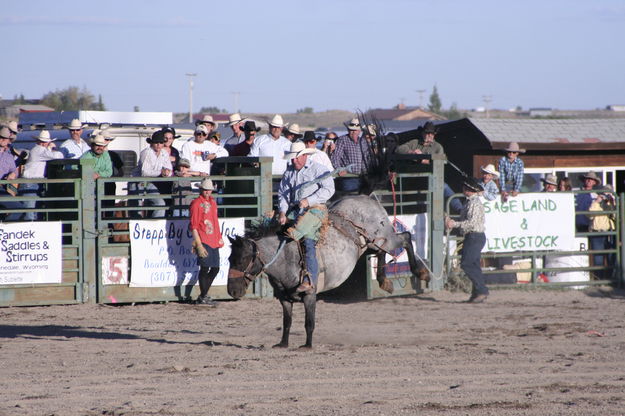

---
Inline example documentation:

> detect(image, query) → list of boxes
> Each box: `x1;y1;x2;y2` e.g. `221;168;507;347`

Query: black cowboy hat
241;120;261;132
422;121;438;135
161;126;180;138
146;130;165;144
463;177;484;192
302;131;317;142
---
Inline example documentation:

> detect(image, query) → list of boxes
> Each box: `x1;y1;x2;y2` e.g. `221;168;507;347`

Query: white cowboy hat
0;126;11;139
541;174;558;186
33;130;55;142
68;118;84;130
283;141;317;160
195;115;217;127
89;135;108;146
7;121;19;134
504;142;526;153
344;118;361;131
199;178;216;191
268;114;285;128
285;123;302;136
228;113;243;126
481;163;499;178
580;171;601;184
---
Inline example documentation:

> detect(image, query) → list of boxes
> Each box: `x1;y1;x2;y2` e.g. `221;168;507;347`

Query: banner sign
483;193;575;253
0;222;62;285
129;218;244;287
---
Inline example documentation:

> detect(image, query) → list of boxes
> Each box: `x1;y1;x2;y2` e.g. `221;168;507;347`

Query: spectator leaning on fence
80;134;113;179
249;114;291;175
588;184;616;279
129;130;172;218
575;170;601;232
330;118;371;193
0;126;22;220
60;119;90;159
181;124;228;176
498;142;525;201
479;164;500;201
222;113;244;151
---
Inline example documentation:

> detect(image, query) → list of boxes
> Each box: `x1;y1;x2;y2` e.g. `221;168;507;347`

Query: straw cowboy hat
580;171;601;184
199;178;216;191
344;118;361;131
481;163;499;178
504;142;526;153
283;141;317;160
33;130;55;142
268;114;285;128
89;135;109;146
67;118;84;130
228;113;243;126
6;121;19;134
177;158;191;168
195;115;217;127
0;126;11;139
285;123;302;137
541;174;558;186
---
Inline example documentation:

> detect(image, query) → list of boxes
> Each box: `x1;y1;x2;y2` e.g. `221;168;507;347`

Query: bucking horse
227;194;429;349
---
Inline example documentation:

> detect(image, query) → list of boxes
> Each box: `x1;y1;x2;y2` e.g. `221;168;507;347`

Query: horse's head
227;236;263;300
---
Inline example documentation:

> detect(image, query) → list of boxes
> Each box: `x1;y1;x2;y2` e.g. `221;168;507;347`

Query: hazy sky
2;0;624;114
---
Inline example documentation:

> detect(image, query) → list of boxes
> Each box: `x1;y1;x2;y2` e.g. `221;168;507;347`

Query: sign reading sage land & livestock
129;218;244;287
0;222;62;284
483;193;575;253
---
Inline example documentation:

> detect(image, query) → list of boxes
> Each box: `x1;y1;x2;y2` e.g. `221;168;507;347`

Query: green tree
441;103;464;120
40;86;105;111
296;107;314;114
13;93;26;104
428;85;442;114
199;106;227;113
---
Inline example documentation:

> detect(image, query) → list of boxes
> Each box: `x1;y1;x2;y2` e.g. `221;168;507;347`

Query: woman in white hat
498;142;526;201
21;130;64;220
478;163;500;201
189;178;224;306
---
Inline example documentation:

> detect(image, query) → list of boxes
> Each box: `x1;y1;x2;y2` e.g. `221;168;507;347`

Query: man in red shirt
189;178;224;306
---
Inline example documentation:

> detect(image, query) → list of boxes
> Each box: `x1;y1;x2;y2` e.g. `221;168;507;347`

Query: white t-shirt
180;140;229;174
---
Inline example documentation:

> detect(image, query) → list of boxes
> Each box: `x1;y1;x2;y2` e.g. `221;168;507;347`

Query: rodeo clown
278;142;335;294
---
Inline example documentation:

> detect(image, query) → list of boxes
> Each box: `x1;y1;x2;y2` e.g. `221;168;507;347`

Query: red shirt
189;195;224;248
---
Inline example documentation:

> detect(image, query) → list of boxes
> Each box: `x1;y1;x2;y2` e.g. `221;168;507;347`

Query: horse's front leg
300;293;317;349
399;231;430;282
273;297;292;348
376;251;394;293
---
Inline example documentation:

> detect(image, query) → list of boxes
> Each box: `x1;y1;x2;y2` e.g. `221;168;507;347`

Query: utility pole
185;73;197;123
232;91;240;113
416;89;426;109
482;95;492;118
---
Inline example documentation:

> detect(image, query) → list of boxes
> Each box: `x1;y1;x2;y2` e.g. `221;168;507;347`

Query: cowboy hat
504;142;526;153
0;126;11;139
194;124;209;135
285;123;302;137
344;118;361;131
199;178;216;191
302;131;318;142
481;164;499;178
241;120;260;132
89;135;108;146
177;158;191;168
268;114;285;128
147;130;165;144
283;141;317;160
580;171;601;184
228;113;243;126
67;118;84;130
463;177;484;192
6;121;19;134
33;130;55;142
422;121;437;135
541;174;558;186
195;115;217;127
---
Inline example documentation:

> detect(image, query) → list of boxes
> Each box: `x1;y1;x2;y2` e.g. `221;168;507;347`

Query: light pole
482;95;492;118
186;73;197;123
416;89;426;109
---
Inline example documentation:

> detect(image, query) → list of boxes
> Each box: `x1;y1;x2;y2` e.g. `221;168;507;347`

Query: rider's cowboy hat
195;115;217;127
503;142;526;153
228;113;243;126
283;141;317;160
344;118;361;131
285;123;303;137
67;118;84;130
541;174;558;186
480;164;499;178
463;177;484;192
268;114;285;128
33;130;55;142
89;135;108;146
580;171;601;184
199;178;216;191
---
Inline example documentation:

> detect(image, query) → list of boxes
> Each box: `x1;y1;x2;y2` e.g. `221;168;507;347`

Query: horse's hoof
379;278;394;294
272;342;288;349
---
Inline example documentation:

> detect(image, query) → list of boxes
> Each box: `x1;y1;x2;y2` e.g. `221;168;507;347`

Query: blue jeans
336;177;361;193
461;232;488;295
0;189;24;221
18;182;40;221
128;182;166;218
303;238;318;287
444;183;464;213
589;235;607;277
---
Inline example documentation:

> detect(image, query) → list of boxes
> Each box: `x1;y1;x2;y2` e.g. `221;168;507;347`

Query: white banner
0;222;62;285
483;193;575;253
129;218;244;287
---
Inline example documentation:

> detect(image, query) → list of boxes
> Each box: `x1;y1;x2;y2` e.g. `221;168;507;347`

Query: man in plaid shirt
498;142;525;201
330;118;371;192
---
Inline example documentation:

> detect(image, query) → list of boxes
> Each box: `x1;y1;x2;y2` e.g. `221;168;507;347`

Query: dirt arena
1;287;624;416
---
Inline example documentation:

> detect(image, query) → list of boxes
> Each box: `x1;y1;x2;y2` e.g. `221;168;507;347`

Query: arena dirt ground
1;287;624;416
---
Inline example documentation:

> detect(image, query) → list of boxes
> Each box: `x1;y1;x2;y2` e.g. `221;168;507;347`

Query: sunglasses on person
194;132;207;136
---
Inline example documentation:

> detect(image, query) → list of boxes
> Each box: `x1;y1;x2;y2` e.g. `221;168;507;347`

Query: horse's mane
244;216;283;240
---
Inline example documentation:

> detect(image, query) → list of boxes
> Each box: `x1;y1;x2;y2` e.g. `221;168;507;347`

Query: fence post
79;158;97;303
258;156;273;216
620;193;624;288
430;156;446;290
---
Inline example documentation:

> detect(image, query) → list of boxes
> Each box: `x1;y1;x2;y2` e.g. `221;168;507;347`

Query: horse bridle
228;239;264;282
